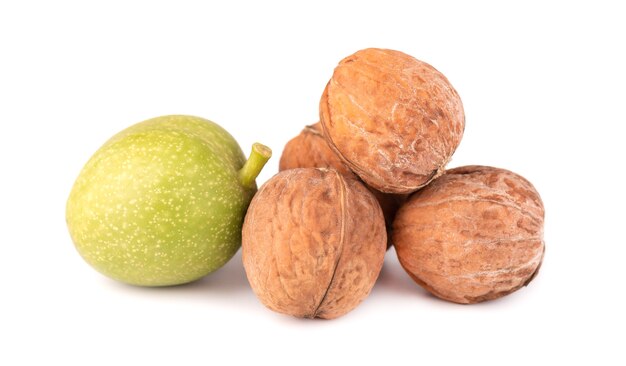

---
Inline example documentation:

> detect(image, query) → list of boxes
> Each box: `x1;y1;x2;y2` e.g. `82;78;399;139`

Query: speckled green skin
66;115;256;286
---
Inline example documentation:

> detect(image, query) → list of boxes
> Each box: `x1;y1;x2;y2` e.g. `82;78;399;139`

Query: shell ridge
271;173;299;304
406;196;543;224
312;171;347;318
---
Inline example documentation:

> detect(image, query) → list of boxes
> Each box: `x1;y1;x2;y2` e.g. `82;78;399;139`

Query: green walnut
66;115;271;286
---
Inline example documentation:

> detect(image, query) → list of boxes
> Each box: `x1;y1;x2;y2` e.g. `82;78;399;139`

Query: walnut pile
243;48;544;318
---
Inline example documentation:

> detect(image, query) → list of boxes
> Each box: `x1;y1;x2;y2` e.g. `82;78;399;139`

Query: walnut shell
393;165;545;304
279;123;407;242
242;168;386;319
279;123;355;178
320;48;465;194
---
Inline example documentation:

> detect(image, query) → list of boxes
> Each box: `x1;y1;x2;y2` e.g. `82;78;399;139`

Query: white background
1;1;624;365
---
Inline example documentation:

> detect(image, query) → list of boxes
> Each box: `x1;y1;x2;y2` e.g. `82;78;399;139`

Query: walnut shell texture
393;165;545;304
320;48;465;194
242;168;386;319
279;123;407;239
279;123;355;178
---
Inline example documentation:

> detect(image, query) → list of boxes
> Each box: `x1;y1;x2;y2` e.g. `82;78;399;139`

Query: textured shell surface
66;115;254;286
393;165;545;304
242;168;386;319
320;48;465;194
279;123;406;234
279;123;356;178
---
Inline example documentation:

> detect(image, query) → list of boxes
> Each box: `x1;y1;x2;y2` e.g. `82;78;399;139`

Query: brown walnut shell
279;123;355;178
393;165;545;304
320;48;465;194
279;123;407;243
242;168;386;319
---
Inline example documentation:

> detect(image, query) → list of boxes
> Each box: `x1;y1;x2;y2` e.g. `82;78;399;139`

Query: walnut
279;123;407;245
279;123;355;178
320;48;465;194
393;166;545;304
242;168;386;319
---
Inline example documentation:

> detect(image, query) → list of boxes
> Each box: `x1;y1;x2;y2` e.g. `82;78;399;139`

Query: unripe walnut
279;123;406;243
242;168;386;319
320;48;465;194
393;166;545;304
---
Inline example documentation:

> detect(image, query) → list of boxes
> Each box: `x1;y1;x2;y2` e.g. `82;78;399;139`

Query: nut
392;165;545;304
279;123;407;243
242;168;386;319
279;123;355;178
320;48;465;194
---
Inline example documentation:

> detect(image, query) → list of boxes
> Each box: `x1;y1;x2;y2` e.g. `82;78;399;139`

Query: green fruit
66;115;271;286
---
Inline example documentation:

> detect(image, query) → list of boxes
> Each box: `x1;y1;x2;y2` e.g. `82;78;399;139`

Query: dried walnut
242;168;386;319
393;165;545;304
320;48;465;194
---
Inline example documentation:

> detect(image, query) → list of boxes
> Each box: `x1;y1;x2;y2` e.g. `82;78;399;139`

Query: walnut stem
239;143;272;189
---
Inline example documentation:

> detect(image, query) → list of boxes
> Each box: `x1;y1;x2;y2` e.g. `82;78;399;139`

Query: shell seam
311;171;346;318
